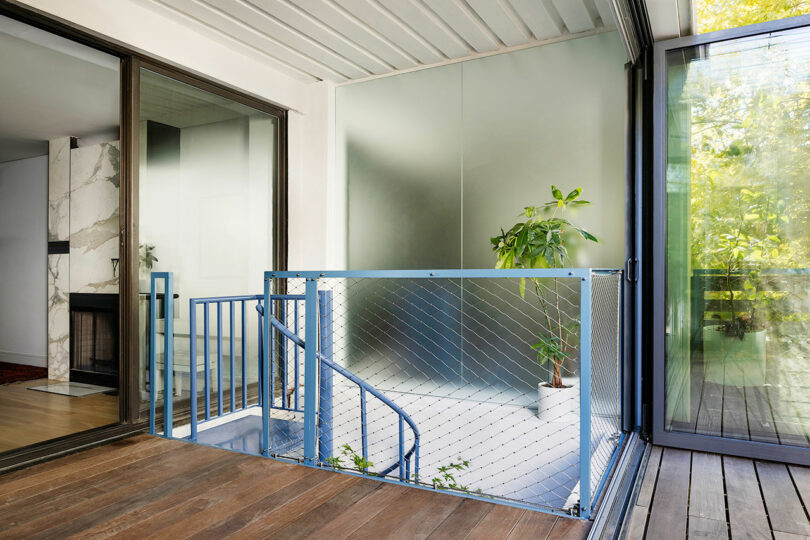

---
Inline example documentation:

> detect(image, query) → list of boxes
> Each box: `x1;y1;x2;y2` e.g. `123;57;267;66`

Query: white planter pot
703;326;766;387
537;377;579;422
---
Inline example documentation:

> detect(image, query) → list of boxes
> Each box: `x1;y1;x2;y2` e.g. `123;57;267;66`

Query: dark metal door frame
0;1;289;468
651;14;810;465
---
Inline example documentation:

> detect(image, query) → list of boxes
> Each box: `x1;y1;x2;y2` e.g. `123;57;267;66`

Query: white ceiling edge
335;26;618;87
645;0;693;41
0;13;118;70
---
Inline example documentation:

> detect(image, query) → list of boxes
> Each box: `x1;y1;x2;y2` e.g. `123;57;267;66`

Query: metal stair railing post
579;270;593;519
318;290;334;463
262;274;271;456
303;277;319;465
149;271;174;438
189;298;197;441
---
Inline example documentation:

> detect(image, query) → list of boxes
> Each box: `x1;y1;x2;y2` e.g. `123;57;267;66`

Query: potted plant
139;243;158;292
701;187;785;387
491;186;597;421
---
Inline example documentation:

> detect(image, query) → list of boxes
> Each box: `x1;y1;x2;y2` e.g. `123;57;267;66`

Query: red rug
0;362;47;385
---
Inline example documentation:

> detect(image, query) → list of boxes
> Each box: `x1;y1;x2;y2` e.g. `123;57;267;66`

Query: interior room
0;14;120;452
2;1;809;538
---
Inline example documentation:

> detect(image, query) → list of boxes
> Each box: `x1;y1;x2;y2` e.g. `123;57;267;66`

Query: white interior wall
139;117;272;336
0;155;47;366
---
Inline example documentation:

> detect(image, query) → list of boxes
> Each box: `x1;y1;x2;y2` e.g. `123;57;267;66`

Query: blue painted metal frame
149;272;174;438
188;294;267;441
303;278;318;465
268;268;592;279
579;273;593;519
259;288;421;479
317;290;334;463
262;279;271;456
590;432;627;510
149;268;622;519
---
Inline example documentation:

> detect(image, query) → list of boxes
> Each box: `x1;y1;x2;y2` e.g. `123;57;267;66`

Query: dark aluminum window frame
0;2;289;470
652;13;810;466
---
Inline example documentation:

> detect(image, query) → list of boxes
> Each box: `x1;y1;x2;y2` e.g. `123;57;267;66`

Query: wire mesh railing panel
589;271;623;504
151;269;623;518
265;277;308;460
301;274;589;512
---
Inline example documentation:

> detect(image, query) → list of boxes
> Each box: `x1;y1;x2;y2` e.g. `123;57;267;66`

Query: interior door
653;16;810;464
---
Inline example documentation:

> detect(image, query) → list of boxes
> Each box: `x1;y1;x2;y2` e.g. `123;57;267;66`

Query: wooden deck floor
0;434;590;539
621;446;810;539
674;378;810;447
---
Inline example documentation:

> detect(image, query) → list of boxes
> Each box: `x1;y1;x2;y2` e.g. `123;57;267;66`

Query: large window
663;26;810;448
137;68;282;412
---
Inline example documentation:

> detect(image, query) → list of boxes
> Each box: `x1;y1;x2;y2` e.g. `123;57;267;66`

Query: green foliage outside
429;458;481;495
694;0;810;34
677;20;810;340
324;443;374;473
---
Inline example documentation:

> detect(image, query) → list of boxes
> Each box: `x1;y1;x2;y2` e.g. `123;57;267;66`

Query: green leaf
574;228;598;242
519;277;526;299
551;185;563;201
565;187;582;201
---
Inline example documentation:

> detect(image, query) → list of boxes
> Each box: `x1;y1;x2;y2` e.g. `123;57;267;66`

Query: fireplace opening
69;293;119;389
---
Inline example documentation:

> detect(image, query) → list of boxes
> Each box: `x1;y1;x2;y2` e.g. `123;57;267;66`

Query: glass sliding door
655;18;810;461
136;67;284;417
0;14;122;453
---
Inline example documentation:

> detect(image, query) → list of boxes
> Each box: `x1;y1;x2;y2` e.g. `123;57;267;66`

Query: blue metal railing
149;273;421;483
257;298;421;481
188;294;263;441
149;268;622;520
263;268;598;518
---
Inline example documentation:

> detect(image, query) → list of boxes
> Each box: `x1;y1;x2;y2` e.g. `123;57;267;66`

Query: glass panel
0;14;120;451
336;64;463;270
138;69;279;413
461;32;627;269
665;28;810;446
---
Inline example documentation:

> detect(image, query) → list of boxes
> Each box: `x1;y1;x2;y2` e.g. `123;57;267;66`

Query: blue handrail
258;304;421;481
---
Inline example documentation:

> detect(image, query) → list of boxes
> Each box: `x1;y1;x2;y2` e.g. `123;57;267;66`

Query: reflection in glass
138;69;279;414
665;28;810;446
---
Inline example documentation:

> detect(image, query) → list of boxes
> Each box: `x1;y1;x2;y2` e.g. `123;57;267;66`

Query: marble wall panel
69;141;120;293
47;254;70;381
48;137;71;242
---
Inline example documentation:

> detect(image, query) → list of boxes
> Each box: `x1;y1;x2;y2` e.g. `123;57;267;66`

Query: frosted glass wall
337;32;627;270
335;33;627;403
338;65;462;269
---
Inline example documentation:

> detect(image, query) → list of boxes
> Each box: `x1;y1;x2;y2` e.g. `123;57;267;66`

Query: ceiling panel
552;0;596;33
510;0;564;40
423;0;499;53
147;0;619;83
466;0;529;47
377;0;470;58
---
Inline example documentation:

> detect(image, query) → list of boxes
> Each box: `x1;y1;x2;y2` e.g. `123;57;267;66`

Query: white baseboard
0;350;47;368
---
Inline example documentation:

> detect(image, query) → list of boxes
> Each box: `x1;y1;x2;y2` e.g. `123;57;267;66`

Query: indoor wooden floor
0;379;118;453
621;446;810;539
0;434;589;539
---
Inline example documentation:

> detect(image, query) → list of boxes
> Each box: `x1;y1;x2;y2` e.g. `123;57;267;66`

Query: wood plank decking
0;434;590;539
622;446;810;539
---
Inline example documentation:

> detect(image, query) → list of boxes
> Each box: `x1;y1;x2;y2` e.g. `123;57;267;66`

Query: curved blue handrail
259;305;420;480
